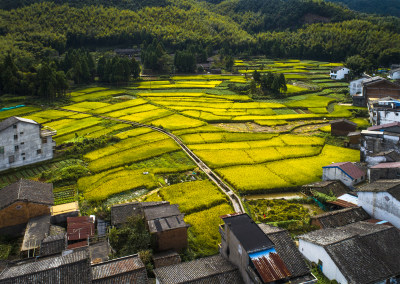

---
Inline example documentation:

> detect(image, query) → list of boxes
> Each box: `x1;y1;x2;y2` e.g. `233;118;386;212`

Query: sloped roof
0;250;90;281
370;162;400;168
0;116;38;132
111;201;169;226
154;254;244;284
21;215;51;251
249;248;291;283
355;179;400;202
40;233;66;256
362;76;385;86
148;214;189;233
258;224;311;279
329;119;357;126
368;122;400;132
91;254;147;283
331;66;346;72
389;68;400;75
323;162;365;180
311;207;369;229
67;216;95;241
302;180;348;197
0;179;54;210
143;204;181;221
221;214;274;253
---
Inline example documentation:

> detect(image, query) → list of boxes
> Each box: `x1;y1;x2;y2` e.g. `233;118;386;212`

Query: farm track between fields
57;108;245;213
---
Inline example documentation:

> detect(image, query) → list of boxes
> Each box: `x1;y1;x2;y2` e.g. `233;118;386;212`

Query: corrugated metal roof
250;248;291;283
67;216;95;241
323;162;365;180
338;193;358;205
328;200;357;208
370;162;400;169
368;122;400;131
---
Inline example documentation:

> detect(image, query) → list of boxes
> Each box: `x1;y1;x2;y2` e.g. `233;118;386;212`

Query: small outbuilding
302;180;348;197
329;119;357;136
310;207;369;229
21;215;51;257
322;162;366;188
368;162;400;182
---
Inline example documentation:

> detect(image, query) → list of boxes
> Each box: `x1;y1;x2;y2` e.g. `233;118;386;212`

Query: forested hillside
327;0;400;18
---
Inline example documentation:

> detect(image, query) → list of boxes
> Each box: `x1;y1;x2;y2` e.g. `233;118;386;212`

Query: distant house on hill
0;179;53;236
322;162;366;188
329;119;357;136
330;66;349;80
389;68;400;80
356;180;400;228
298;221;400;284
0;116;56;172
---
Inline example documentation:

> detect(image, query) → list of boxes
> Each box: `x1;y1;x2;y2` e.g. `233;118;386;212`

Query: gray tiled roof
91;254;147;283
143;204;181;221
111;201;169;226
0;179;54;210
40;233;66;256
148;214;189;233
303;180;348;197
258;224;310;278
21;215;51;251
311;207;370;229
0;116;38;132
154;255;244;284
356;179;400;201
0;250;90;281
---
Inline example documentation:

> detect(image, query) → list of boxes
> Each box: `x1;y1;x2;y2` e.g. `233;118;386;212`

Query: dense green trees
252;71;287;97
97;56;140;84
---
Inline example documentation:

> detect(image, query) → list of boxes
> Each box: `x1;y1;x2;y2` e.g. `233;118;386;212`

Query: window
0;146;4;154
14;135;18;140
22;157;25;161
37;149;42;155
20;142;24;145
21;153;25;156
9;155;14;163
20;132;24;135
42;138;47;144
14;145;19;151
13;125;17;129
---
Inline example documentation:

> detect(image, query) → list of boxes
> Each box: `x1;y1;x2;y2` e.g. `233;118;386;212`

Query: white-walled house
368;98;400;126
356;179;400;229
349;78;368;96
322;162;366;188
298;221;400;284
389;68;400;80
0;117;56;172
330;66;350;80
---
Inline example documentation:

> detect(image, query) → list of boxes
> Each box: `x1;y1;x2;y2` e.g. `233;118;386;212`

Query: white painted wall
322;167;358;187
371;109;400;125
299;239;348;284
389;71;400;80
358;191;400;229
350;78;366;96
330;68;350;80
0;121;55;171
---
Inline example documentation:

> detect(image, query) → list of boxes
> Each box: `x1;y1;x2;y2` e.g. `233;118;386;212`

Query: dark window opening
14;145;19;151
42;138;47;144
0;147;4;154
14;135;18;140
37;149;42;155
20;132;24;135
9;156;14;163
13;125;17;129
21;142;24;145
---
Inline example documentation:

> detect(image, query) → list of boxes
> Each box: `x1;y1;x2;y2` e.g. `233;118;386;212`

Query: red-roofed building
368;162;400;182
322;162;366;188
67;216;94;248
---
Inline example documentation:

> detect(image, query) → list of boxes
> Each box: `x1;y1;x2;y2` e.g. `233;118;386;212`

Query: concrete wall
350;79;365;96
361;134;400;165
0;121;55;172
371;109;400;125
358;191;400;229
0;201;51;229
368;168;400;182
299;239;347;284
220;225;254;284
322;168;358;187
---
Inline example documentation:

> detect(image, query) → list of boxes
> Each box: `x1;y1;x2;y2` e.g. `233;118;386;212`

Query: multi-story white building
330;66;350;80
0;116;56;172
389;68;400;80
349;77;368;96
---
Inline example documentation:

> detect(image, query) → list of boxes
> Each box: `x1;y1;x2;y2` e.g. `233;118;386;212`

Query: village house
152;250;181;269
0;116;56;172
0;179;54;236
111;201;189;253
310;207;369;229
322;162;366;188
0;250;147;284
368;97;400;125
298;221;400;284
40;232;67;257
389;68;400;80
330;66;349;80
352;76;400;107
349;77;368;96
329;119;357;136
302;180;348;197
368;161;400;182
360;124;400;166
154;254;243;284
219;213;316;284
355;179;400;228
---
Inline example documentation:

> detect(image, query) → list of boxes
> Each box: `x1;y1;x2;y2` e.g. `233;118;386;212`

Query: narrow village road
57;108;245;213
